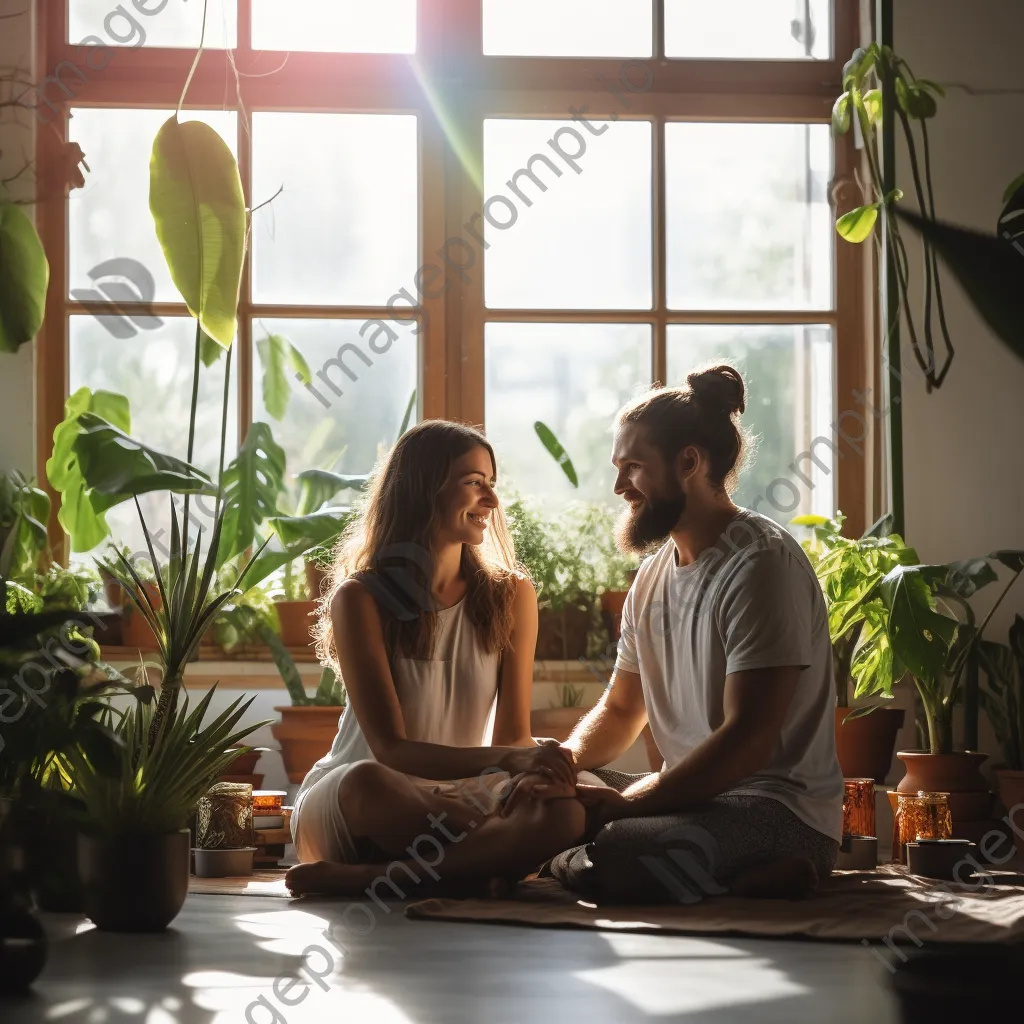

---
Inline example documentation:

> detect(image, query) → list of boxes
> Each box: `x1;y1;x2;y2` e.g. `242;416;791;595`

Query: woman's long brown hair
314;420;521;668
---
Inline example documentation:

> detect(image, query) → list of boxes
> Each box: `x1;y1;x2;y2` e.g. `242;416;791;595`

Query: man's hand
499;770;576;817
574;785;631;830
498;739;575;785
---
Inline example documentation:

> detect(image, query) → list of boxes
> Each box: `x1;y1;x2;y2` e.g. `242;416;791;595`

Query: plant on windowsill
977;615;1024;815
260;626;346;784
793;512;919;782
531;683;592;744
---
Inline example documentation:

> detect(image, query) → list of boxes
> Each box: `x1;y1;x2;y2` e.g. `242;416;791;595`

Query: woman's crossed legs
286;760;586;897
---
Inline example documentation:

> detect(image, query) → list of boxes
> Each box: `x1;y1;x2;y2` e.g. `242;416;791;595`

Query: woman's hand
499;771;577;817
498;739;575;785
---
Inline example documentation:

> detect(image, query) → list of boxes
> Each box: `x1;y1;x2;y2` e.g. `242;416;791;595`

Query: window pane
667;325;834;522
69;0;236;49
253;319;418;500
484;0;651;57
69;109;237;301
252;0;416;53
665;0;831;59
486;323;651;503
252;113;418;306
666;123;832;311
484;119;652;310
69;315;237;557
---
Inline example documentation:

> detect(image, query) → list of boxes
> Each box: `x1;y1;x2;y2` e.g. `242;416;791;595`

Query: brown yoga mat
406;866;1024;944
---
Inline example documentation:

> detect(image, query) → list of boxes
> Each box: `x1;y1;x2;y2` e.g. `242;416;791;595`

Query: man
507;364;843;903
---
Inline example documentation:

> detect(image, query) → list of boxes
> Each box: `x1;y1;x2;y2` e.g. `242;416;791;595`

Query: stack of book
252;791;291;867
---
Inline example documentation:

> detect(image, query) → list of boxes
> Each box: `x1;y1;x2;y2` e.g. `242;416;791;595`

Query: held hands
573;785;631;830
498;739;576;786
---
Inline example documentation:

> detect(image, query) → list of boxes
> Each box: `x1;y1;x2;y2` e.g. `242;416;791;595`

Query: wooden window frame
35;0;871;551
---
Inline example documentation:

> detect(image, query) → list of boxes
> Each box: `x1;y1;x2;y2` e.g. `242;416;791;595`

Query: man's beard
615;488;686;556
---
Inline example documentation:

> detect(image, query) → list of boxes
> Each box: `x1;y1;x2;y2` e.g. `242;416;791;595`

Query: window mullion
654;116;667;386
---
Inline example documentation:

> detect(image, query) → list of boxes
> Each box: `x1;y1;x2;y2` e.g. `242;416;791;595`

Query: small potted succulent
531;684;591;742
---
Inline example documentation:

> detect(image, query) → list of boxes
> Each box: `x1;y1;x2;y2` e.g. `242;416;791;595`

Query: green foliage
149;117;246;348
257;332;312;421
534;422;579;488
557;684;585;709
65;687;265;837
47;388;131;553
0;202;49;354
218;422;287;568
978;616;1024;771
209;577;279;655
260;623;345;706
0;471;50;586
506;494;636;613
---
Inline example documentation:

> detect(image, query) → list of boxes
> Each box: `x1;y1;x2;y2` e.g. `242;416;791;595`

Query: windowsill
101;649;616;689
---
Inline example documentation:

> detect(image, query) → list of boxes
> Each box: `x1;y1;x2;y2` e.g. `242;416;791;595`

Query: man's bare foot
286;860;373;896
730;856;819;900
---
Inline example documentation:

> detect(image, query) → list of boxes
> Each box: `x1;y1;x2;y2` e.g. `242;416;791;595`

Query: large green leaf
836;203;879;243
0;203;50;354
535;421;578;488
879;565;959;685
945;558;999;598
270;508;353;551
150;117;246;348
46;388;132;552
256;333;311;421
218;421;287;567
295;469;368;517
74;413;215;513
896;209;1024;366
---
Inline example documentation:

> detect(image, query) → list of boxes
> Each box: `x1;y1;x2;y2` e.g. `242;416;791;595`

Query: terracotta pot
272;706;345;784
100;570;122;609
536;606;591;661
640;724;663;772
994;769;1024;816
223;748;263;777
530;706;588;743
78;830;190;933
275;600;318;649
120;583;161;651
219;773;265;790
896;750;993;822
305;561;329;600
600;590;629;642
835;707;906;784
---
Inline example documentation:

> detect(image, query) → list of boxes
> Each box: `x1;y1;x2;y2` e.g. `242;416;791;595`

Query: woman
285;421;587;897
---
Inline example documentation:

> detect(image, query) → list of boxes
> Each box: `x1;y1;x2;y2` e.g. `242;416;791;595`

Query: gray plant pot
192;847;257;878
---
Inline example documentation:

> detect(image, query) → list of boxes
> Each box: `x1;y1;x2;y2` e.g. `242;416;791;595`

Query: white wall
0;3;36;474
896;0;1024;641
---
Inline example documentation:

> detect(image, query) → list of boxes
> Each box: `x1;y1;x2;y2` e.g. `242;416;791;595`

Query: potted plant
506;495;595;660
531;684;591;742
978;615;1024;814
262;626;346;784
66;689;263;931
879;552;1024;828
794;513;917;782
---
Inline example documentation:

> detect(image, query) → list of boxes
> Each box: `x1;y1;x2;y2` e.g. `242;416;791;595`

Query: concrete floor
6;894;902;1023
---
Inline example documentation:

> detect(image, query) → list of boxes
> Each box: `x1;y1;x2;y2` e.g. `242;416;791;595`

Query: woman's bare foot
730;856;819;900
286;860;374;896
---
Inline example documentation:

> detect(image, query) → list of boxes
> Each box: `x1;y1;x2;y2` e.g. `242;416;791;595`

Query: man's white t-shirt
615;508;843;841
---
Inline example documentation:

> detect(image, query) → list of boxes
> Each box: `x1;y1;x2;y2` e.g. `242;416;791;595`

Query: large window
37;0;865;547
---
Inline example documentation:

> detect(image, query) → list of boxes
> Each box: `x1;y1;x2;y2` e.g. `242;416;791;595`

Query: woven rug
406;866;1024;944
189;870;290;897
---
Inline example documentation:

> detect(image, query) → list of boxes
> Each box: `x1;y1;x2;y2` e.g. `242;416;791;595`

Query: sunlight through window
251;0;416;53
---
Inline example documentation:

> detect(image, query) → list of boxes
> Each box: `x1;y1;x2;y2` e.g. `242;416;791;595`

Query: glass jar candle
842;778;876;837
896;791;952;861
196;782;254;850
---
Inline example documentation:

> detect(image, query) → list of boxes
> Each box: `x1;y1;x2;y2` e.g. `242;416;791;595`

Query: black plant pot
0;898;48;993
78;830;190;933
